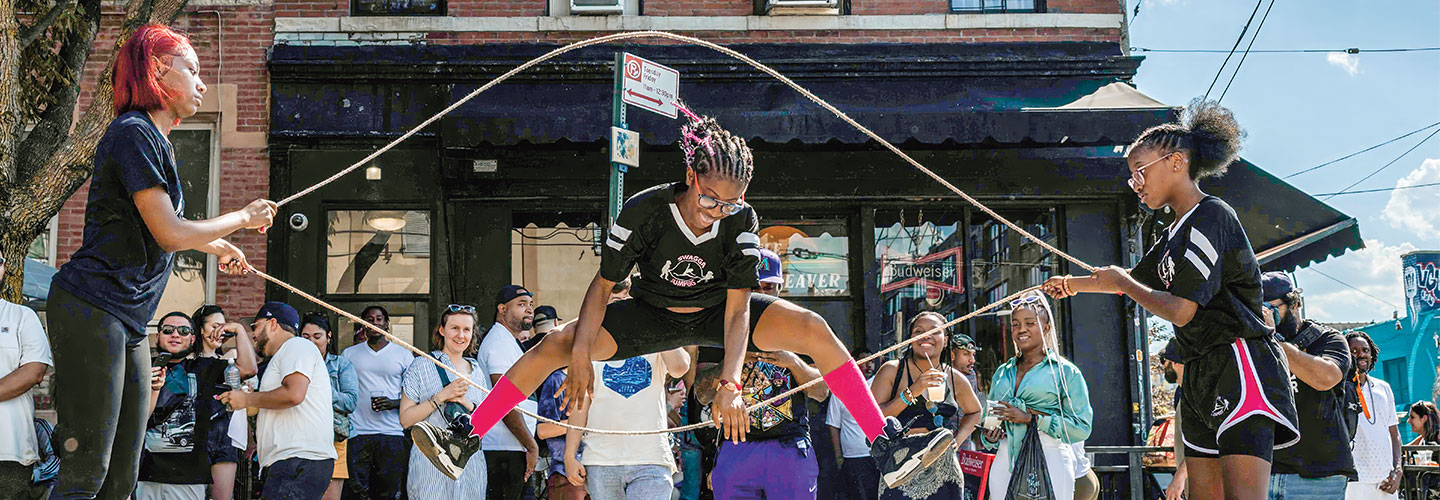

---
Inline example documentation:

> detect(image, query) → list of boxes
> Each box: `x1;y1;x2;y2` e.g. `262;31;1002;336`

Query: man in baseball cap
755;248;784;296
521;305;560;352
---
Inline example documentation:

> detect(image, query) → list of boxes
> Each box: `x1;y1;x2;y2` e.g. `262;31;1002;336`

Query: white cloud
1298;238;1415;322
1326;52;1360;76
1382;158;1440;241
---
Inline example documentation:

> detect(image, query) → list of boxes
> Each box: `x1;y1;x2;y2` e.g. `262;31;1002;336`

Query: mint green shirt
980;351;1093;459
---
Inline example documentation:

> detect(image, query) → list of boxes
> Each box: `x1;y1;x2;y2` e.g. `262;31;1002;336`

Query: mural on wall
1405;251;1440;328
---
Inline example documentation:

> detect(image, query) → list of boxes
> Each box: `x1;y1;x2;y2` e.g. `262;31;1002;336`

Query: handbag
1006;420;1056;500
1141;418;1176;468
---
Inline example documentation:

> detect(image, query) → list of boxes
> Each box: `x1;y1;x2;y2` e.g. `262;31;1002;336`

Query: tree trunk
0;0;189;303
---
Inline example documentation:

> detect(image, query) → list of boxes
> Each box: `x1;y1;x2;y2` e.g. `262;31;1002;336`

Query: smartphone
152;351;175;367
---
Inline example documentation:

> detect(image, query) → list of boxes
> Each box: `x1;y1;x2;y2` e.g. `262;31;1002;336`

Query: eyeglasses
692;177;746;216
447;304;476;314
1127;152;1177;191
0;256;6;266
160;325;194;337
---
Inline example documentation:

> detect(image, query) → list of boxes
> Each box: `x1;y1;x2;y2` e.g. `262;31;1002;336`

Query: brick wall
274;0;1121;18
55;3;273;319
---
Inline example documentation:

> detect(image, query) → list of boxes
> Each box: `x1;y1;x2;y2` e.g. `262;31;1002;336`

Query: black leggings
46;286;151;500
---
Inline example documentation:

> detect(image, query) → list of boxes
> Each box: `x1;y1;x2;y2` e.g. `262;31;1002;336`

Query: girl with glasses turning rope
464;103;927;480
1042;100;1299;500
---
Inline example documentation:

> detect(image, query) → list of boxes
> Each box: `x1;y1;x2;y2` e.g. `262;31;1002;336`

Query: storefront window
759;218;849;297
875;211;965;347
326;210;432;295
968;209;1061;386
352;0;445;16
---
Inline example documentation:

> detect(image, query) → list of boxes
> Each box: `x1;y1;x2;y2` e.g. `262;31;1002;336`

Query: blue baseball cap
756;248;783;284
254;302;300;332
1261;272;1296;303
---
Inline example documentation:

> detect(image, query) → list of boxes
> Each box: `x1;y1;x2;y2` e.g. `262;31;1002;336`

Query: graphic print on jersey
741;359;795;430
660;255;715;287
602;356;654;398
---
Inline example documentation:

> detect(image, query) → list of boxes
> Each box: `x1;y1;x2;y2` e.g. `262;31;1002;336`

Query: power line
1203;0;1266;101
1313;180;1440;197
1306;268;1401;310
1133;47;1440;54
1322;127;1440;201
1285;121;1440;179
1217;0;1276;104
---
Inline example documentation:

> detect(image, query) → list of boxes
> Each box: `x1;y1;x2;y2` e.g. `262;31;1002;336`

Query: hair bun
1183;98;1246;180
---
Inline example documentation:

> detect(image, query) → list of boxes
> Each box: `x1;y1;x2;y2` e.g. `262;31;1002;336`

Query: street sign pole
607;53;629;240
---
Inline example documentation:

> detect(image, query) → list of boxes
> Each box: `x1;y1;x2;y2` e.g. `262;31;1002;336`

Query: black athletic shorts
601;293;777;361
1179;336;1300;461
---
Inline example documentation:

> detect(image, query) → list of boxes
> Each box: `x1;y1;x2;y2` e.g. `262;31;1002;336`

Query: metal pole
608;53;629;229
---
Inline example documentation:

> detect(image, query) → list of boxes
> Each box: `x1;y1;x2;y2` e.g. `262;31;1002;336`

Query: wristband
717;379;742;394
900;390;916;406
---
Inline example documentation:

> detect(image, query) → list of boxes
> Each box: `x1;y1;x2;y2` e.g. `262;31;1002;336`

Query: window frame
173;122;220;306
350;0;447;17
950;0;1044;14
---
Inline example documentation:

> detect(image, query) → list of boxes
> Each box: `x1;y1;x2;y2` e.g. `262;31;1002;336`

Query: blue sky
1125;0;1440;322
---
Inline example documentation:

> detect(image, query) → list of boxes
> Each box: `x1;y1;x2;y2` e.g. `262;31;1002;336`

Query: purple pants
712;439;819;500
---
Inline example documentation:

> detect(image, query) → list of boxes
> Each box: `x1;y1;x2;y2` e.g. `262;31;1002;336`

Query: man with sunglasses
138;311;258;500
0;255;52;494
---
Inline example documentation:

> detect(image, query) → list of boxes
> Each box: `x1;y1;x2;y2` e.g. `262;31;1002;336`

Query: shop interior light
365;165;382;181
365;211;407;232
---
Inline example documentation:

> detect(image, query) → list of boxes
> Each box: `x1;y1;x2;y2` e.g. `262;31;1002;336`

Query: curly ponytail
1132;98;1246;180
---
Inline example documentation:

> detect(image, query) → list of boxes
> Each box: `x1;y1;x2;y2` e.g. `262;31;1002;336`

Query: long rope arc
252;266;1038;435
253;31;1110;435
273;30;1094;274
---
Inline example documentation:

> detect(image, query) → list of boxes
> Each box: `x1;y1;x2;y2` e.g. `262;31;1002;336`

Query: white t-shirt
580;353;674;471
0;300;51;465
1351;377;1399;483
826;377;874;459
478;323;529;452
342;341;414;436
257;337;337;468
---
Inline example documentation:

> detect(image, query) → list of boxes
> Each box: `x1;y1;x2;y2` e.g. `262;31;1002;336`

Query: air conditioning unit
765;0;839;15
571;0;623;15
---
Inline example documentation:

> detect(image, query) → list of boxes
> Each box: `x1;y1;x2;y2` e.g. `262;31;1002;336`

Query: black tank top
890;360;960;431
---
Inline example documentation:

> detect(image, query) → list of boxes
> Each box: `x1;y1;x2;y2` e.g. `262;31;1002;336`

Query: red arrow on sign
625;90;663;106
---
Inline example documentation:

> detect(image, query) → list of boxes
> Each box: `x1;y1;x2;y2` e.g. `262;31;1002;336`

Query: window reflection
758;219;849;297
326;210;431;295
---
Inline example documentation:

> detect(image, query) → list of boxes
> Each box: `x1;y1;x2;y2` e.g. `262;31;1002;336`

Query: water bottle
224;359;243;412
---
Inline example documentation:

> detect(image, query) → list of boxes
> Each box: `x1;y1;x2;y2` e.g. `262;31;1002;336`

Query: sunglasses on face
160;325;194;337
448;304;476;314
1127;152;1177;191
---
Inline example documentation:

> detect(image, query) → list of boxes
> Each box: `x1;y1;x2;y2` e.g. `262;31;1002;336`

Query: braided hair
1131;98;1247;180
678;102;753;183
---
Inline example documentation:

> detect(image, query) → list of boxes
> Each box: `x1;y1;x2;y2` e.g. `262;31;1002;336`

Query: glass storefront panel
875;211;966;349
326;210;432;294
967;208;1061;390
512;221;603;322
758;218;849;297
153;128;215;324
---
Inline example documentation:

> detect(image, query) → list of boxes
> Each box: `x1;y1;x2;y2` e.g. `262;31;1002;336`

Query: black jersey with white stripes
1131;196;1272;362
601;182;762;309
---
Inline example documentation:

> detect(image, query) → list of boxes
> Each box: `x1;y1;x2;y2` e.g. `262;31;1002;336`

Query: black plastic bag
1006;421;1055;500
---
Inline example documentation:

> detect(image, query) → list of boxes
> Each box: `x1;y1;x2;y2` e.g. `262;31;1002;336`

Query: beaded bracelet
900;390;915;406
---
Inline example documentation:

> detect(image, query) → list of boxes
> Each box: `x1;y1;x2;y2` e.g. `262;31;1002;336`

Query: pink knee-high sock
824;359;885;441
469;375;526;438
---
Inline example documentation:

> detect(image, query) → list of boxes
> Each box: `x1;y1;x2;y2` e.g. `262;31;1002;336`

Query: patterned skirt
879;436;966;500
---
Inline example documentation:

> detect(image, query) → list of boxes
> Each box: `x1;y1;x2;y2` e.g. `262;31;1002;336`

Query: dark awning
1198;159;1364;272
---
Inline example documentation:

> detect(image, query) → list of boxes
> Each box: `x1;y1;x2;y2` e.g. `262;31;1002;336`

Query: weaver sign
621;53;679;118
